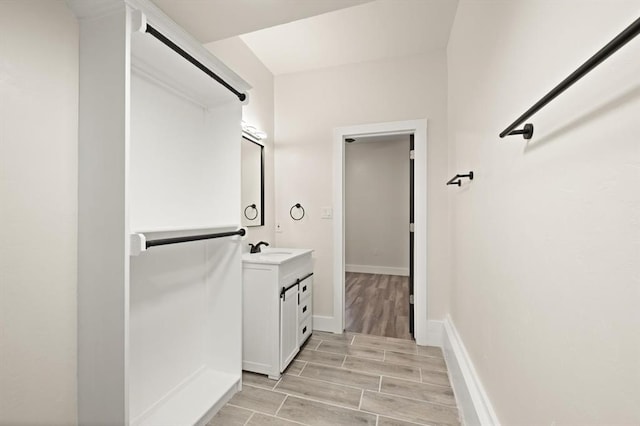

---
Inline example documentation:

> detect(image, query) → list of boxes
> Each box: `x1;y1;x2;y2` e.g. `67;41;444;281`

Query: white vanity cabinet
242;249;313;379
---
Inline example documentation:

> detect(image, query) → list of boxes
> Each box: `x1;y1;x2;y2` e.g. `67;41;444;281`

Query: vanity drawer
299;315;312;344
299;274;313;301
298;296;312;323
280;253;313;287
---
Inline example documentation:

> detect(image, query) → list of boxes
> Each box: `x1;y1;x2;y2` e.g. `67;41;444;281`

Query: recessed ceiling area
154;0;459;79
151;0;373;43
239;0;459;75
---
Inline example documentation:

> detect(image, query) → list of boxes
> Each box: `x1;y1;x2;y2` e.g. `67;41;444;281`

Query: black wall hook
447;171;474;187
290;203;305;220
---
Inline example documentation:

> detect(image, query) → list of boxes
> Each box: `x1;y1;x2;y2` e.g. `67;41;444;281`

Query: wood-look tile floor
345;272;412;340
209;332;460;426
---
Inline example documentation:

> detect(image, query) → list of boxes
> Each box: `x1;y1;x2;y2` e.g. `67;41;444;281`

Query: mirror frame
242;135;265;227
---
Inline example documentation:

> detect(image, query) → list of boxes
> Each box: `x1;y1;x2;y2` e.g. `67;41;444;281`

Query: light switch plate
320;207;333;219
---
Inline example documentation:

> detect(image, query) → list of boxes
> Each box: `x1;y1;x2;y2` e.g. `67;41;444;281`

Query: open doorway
333;119;428;345
344;134;413;339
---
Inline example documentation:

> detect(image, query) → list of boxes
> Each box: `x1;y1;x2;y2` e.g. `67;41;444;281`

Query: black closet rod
146;228;246;249
145;24;247;102
500;16;640;139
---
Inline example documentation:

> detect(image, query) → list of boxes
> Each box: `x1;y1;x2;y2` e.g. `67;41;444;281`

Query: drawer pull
302;305;307;313
302;326;307;334
302;285;307;292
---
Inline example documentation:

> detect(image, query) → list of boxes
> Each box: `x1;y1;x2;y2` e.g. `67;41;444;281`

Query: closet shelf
144;24;246;102
131;19;248;109
132;369;239;426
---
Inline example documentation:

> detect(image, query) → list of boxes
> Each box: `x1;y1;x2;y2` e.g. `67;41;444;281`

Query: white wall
240;137;263;227
206;37;275;247
448;1;640;424
345;136;410;275
0;1;78;424
274;51;449;320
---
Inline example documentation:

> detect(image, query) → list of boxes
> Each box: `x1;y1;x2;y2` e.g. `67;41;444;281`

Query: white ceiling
240;0;459;75
151;0;372;43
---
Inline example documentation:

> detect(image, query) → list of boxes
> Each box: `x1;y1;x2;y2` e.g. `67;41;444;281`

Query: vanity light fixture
242;121;267;143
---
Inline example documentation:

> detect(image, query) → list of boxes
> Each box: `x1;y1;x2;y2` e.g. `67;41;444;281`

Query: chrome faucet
249;241;269;253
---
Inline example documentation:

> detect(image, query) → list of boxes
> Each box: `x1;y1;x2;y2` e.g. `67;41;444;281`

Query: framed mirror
241;136;264;227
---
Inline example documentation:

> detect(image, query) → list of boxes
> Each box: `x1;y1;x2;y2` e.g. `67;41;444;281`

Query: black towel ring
290;203;305;221
244;203;258;220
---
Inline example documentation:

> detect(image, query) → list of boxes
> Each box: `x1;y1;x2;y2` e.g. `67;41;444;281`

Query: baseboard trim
312;315;336;333
345;264;409;276
443;316;499;426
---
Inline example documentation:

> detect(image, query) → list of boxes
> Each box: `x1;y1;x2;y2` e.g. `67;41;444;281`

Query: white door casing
333;119;428;345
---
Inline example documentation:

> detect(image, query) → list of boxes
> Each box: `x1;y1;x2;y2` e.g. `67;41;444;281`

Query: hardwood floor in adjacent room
345;272;411;340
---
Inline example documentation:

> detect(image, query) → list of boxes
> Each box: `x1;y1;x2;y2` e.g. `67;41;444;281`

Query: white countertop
242;248;313;265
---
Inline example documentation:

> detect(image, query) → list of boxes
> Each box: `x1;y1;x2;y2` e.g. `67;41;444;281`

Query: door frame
332;119;428;345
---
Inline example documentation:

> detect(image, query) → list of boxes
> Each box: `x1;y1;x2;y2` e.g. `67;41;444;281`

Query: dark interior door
409;134;415;338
